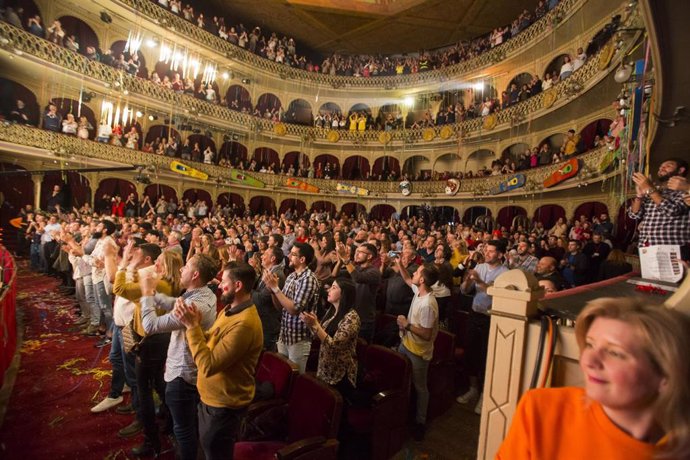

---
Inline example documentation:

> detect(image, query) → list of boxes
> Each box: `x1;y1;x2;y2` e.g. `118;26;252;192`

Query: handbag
122;320;145;354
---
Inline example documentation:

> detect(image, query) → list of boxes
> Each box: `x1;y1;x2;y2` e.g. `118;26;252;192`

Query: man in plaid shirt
629;158;690;260
262;242;320;373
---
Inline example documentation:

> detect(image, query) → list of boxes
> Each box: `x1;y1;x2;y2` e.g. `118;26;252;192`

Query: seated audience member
535;256;566;291
560;240;589;287
598;249;633;281
497;298;690;460
301;277;360;400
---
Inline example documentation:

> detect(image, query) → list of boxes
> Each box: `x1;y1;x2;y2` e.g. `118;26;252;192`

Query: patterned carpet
0;262;480;459
0;262;175;459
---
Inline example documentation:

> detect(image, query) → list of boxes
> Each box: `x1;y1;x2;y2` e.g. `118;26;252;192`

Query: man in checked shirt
629;158;690;261
262;242;320;373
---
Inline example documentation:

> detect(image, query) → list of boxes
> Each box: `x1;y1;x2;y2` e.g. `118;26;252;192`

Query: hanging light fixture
614;62;633;83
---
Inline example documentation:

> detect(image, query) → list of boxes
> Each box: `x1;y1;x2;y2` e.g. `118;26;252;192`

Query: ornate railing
0;19;630;146
0;123;613;196
117;0;584;88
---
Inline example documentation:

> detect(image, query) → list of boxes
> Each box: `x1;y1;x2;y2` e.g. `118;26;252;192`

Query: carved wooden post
32;174;43;210
477;269;543;460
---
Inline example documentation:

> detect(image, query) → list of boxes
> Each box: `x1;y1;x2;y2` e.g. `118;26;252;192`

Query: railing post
477;269;543;460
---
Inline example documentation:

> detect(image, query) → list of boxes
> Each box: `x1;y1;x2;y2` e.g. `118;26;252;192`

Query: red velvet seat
254;351;298;404
235;373;343;460
426;329;456;420
346;344;411;460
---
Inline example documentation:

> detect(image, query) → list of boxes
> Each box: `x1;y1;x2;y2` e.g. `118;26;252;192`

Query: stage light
135;111;143;118
222;71;230;80
404;96;414;107
473;81;485;91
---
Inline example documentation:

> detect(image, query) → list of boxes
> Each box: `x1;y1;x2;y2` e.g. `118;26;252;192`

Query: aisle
0;263;174;459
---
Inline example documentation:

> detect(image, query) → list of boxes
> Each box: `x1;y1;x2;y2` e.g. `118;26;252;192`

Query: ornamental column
32;174;43;210
477;269;543;460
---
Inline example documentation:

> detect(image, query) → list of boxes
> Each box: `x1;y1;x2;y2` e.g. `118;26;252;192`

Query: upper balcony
109;0;589;89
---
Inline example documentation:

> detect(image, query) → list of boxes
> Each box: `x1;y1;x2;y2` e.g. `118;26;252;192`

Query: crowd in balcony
147;0;560;77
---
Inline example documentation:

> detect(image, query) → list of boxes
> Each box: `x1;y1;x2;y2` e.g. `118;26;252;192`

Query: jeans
30;242;40;270
108;325;125;399
74;278;89;320
82;275;100;327
166;377;200;460
94;281;113;331
398;343;430;424
198;402;245;460
277;338;311;374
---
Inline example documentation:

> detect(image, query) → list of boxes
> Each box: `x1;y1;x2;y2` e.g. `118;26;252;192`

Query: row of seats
244;310;467;460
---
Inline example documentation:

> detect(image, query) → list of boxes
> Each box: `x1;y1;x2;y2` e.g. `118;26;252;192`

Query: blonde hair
575;298;690;459
159;250;183;295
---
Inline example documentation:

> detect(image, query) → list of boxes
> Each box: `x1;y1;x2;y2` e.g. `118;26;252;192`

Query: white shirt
400;284;438;361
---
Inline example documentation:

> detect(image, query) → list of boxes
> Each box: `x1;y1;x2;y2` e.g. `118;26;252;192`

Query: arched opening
378;103;402;130
145;125;182;145
182;188;211;207
95;179;136;213
348;103;371;115
466;149;495;174
50;97;97;139
579;118;612;150
544;53;570;79
225;85;252;112
507;72;534;92
313;154;340;179
573;202;608;222
0;163;33;234
434;153;462;176
187;134;216;151
402;155;432;179
342;155;371;180
55;16;99;55
40;171;91;209
280;198;306;215
249;196;276;215
318;102;342;117
370;204;396;221
219;141;248;167
533;204;566;229
144;184;177;204
538;133;566;154
0;78;39;126
311;200;336;215
372;156;400;179
496;206;527;230
463;206;491;225
282;151;310;173
109;40;148;78
252;147;280;170
501;143;531;161
255;93;282;118
216;192;245;215
341;202;366;217
470;83;497;105
283;98;313;126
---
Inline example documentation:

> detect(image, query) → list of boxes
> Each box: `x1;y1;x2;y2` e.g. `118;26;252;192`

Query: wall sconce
614;62;634;83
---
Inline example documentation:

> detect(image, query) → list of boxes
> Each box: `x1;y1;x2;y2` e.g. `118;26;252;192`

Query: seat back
255;351;299;401
432;329;455;363
361;345;411;394
287;374;343;443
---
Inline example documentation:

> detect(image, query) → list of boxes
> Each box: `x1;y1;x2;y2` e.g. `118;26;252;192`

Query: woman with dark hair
301;276;360;398
598;249;633;281
312;234;336;282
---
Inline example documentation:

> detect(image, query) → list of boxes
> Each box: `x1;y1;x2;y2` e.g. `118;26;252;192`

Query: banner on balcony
336;183;369;196
445;178;460;196
170;161;209;180
229;170;265;188
490;174;526;195
543;158;579;188
286;178;320;193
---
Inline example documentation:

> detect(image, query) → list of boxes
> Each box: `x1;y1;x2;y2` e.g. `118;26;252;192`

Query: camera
387;250;400;258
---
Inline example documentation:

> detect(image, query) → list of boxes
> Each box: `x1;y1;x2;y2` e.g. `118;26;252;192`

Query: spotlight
148;115;158;121
222;71;230;80
100;11;113;23
473;81;485;91
146;38;159;48
241;78;251;84
192;128;201;134
404;96;414;107
135;111;143;118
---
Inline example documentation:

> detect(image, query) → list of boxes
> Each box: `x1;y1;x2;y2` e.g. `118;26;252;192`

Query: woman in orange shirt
497;298;690;460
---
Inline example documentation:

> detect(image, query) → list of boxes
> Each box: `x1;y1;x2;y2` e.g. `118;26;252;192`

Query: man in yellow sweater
174;261;263;460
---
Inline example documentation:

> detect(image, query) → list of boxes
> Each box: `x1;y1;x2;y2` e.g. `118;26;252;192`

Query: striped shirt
279;268;320;345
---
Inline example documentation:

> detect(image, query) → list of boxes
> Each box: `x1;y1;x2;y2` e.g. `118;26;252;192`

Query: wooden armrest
275;436;327;460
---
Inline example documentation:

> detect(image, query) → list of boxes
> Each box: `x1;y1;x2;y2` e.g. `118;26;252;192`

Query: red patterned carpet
0;263;175;459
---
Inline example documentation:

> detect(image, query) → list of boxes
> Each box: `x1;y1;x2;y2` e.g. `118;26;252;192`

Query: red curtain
573;202;608;221
496;206;527;229
249;196;276;215
341;202;366;217
370;204;396;220
342;156;370;180
533;204;566;229
463;206;491;225
182;188;211;206
56;15;100;55
279;199;306;215
372;156;400;177
311;201;336;214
